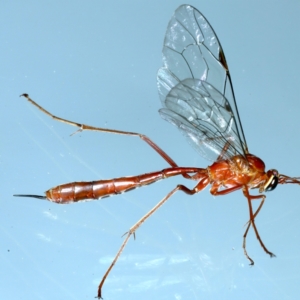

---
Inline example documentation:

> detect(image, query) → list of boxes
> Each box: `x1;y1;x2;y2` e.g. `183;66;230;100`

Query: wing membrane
157;5;248;161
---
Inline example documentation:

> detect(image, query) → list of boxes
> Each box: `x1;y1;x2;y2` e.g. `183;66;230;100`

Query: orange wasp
15;5;300;299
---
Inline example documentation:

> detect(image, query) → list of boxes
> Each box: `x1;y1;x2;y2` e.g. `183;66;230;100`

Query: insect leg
97;180;208;298
20;94;178;168
242;186;275;265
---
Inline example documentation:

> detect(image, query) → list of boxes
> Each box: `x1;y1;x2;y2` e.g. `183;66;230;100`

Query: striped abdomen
45;167;204;204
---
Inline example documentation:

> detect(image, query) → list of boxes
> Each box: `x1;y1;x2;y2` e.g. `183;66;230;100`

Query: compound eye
265;175;278;192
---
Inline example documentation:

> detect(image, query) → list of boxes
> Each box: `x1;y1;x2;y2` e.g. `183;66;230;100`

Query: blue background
2;1;300;299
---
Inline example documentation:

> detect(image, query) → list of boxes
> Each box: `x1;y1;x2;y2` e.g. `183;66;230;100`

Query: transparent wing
157;5;248;162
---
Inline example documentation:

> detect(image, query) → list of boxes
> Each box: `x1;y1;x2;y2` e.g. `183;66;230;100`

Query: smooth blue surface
2;1;300;300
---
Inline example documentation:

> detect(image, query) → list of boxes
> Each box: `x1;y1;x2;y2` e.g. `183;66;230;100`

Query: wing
157;5;248;162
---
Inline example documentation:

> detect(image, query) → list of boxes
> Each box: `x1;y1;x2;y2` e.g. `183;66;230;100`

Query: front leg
210;182;275;264
242;186;275;265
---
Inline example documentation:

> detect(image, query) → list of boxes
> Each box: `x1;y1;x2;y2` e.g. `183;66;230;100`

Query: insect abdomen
44;167;203;204
45;172;165;203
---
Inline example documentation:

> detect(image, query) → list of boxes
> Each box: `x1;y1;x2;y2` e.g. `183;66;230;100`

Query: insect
15;4;300;299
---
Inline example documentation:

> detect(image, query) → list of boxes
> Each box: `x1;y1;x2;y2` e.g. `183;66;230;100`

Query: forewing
157;5;248;161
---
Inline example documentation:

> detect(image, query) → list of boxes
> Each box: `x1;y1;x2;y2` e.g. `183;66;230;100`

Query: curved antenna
278;175;300;185
14;194;47;200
